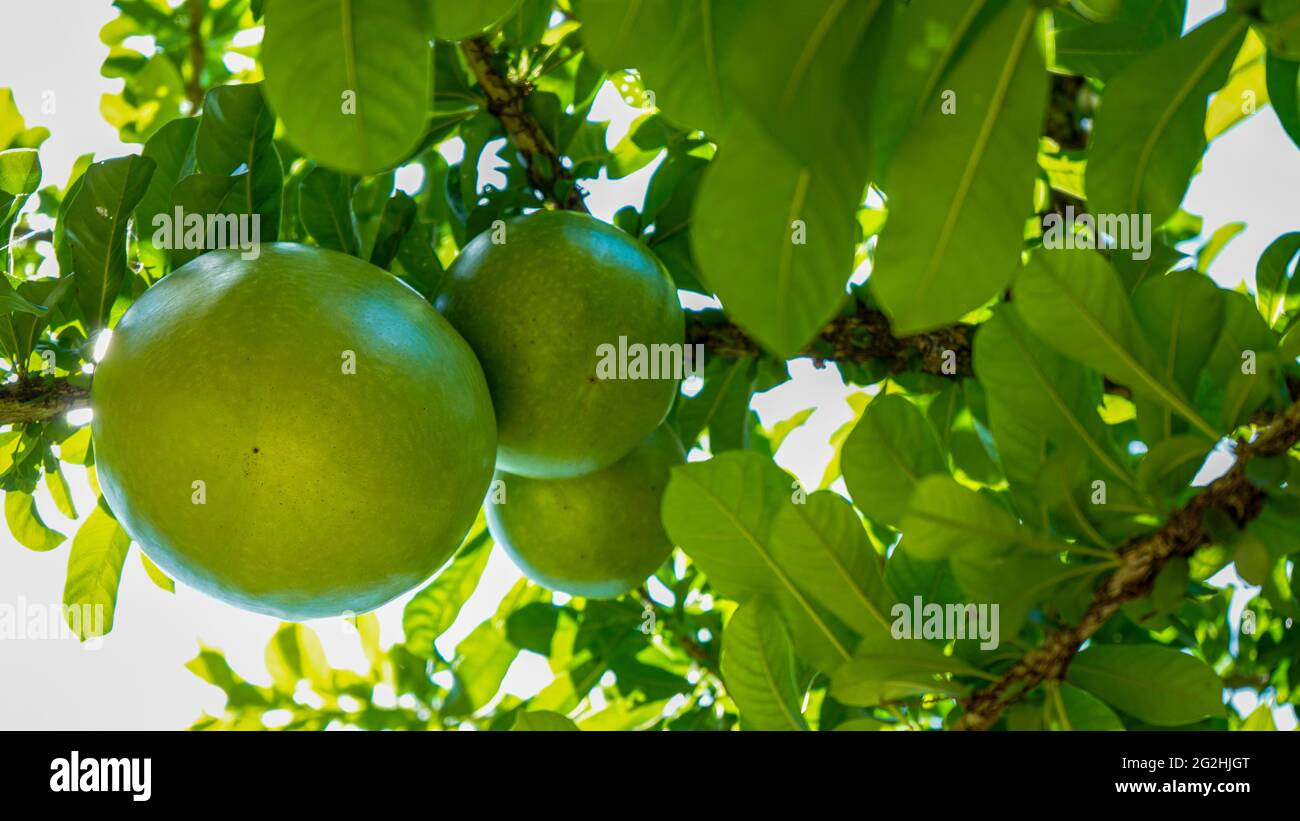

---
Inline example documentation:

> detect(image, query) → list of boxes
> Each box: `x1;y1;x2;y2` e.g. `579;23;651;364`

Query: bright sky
0;0;1294;730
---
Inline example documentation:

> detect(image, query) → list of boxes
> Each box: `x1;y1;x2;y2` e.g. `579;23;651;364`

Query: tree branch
185;0;205;112
953;396;1300;730
688;301;974;378
459;37;589;213
0;379;91;425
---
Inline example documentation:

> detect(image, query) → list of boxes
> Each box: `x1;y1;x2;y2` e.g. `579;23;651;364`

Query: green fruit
91;244;496;620
436;211;684;478
486;427;685;598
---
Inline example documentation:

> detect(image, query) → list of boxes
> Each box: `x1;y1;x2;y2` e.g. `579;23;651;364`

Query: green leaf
870;1;1047;334
1014;248;1218;440
720;597;808;730
1255;230;1300;327
135;117;198;275
4;490;66;551
510;710;579;731
840;394;946;527
1131;269;1226;440
432;0;521;40
1265;54;1300;150
1054;682;1124;730
661;452;854;665
1053;0;1186;81
64;154;157;329
402;529;492;659
196;83;283;241
140;551;175;593
691;110;858;359
63;498;132;641
369;191;418;269
298;167;360;255
900;475;1060;560
164;172;240;269
265;623;331;692
1199;289;1278;429
574;0;743;137
1138;435;1212;497
1066;644;1223;726
769;491;894;638
723;0;883;161
867;0;1004;183
674;355;754;451
45;462;77;520
262;0;433;176
1086;11;1249;227
829;636;981;707
975;307;1132;487
0;147;42;267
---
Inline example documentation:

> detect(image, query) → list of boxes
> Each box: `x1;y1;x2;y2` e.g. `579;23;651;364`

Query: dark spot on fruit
252;447;260;453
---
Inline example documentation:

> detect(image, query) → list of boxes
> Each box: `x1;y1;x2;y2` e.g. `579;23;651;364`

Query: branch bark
953;396;1300;730
0;379;91;425
460;37;590;213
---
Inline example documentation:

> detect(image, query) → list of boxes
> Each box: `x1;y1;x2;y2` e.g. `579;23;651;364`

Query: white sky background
0;0;1294;729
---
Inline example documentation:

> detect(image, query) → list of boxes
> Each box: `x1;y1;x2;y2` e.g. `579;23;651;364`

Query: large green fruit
436;211;684;478
486;427;685;598
91;244;496;620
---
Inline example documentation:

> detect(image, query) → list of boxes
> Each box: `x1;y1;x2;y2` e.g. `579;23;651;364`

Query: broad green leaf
1199;289;1278;429
662;452;853;664
63;498;132;641
1054;682;1124;730
403;529;492;660
900;475;1060;560
867;0;1004;183
165;172;240;269
510;710;579;731
1138;435;1212;497
1066;644;1223;726
4;490;65;551
432;0;521;40
45;462;77;520
950;548;1076;638
298;167;360;255
840;394;946;527
369;191;417;269
691;110;858;359
1205;32;1269;141
140;552;175;593
266;623;332;692
0;276;73;365
829;636;981;707
575;0;743;137
135;117;198;275
1014;248;1218;440
769;491;894;638
64;154;156;328
0;147;41;268
675;355;755;451
1053;0;1186;81
721;598;808;730
196;83;283;241
723;0;882;161
1131;269;1226;440
1260;0;1300;57
975;308;1131;487
262;0;432;176
1265;54;1300;150
871;1;1047;334
1255;230;1300;327
1086;11;1249;226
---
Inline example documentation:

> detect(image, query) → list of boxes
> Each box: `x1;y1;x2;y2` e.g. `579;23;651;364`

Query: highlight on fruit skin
90;243;498;620
435;210;685;480
485;426;685;599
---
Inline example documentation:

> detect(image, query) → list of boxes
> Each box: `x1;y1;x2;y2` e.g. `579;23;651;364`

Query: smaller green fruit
486;427;685;598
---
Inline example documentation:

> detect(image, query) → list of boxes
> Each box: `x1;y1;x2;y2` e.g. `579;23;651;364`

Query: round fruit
435;211;684;478
91;244;497;620
486;427;685;598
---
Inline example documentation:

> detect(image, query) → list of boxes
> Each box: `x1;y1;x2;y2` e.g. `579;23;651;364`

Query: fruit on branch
435;211;684;478
91;244;497;620
486;427;684;598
